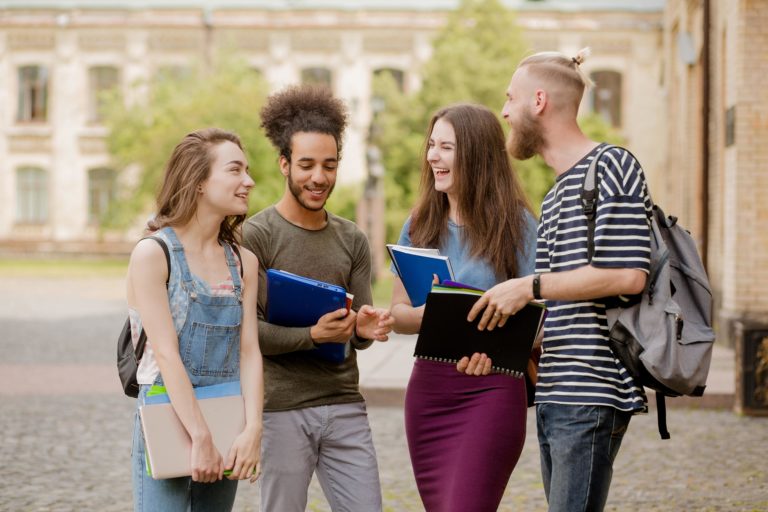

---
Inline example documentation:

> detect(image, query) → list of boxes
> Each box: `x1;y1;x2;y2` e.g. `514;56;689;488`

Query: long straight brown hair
410;104;533;278
147;128;246;246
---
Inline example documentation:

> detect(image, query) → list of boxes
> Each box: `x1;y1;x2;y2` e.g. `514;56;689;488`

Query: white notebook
139;383;245;479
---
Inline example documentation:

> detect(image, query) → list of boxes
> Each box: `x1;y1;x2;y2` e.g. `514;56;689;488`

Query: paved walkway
1;276;766;511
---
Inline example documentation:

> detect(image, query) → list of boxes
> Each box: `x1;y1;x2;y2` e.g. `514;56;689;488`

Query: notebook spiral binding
415;355;524;378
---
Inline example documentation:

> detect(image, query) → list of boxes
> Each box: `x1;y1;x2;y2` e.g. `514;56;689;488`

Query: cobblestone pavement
1;276;767;511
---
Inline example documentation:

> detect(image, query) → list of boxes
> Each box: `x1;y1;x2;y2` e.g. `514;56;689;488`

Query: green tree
372;0;528;243
372;0;625;235
102;56;281;229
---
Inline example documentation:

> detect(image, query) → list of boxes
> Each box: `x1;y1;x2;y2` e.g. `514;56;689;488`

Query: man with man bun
469;48;652;511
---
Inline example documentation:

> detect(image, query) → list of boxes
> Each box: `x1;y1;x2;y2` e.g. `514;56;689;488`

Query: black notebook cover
415;287;546;377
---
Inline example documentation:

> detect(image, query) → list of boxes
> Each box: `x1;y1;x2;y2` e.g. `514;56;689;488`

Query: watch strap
532;273;542;300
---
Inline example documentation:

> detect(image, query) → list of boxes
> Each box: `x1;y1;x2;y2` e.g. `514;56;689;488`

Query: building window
589;70;623;128
17;65;49;122
16;167;48;224
89;66;120;123
301;67;333;88
373;68;405;93
88;167;117;223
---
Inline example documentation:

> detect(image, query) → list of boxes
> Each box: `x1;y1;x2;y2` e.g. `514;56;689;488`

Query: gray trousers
259;401;382;512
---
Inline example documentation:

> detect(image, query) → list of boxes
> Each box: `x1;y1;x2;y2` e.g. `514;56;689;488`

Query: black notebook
415;285;546;377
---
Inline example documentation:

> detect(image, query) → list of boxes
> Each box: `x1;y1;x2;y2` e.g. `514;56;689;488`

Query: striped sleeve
591;147;652;271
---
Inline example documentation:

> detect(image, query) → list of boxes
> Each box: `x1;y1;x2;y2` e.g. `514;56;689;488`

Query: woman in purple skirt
390;104;538;511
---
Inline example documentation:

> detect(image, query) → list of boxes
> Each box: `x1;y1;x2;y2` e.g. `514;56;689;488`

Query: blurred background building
0;0;663;248
1;0;767;349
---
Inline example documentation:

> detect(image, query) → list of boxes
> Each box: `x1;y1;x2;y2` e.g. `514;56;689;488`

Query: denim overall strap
221;242;243;303
160;226;199;294
151;226;243;389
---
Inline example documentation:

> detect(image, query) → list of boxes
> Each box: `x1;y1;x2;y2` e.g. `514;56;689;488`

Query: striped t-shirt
534;144;651;412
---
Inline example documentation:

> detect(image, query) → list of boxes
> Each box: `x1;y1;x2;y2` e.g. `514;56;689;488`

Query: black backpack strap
582;144;615;261
656;391;671;440
134;235;171;360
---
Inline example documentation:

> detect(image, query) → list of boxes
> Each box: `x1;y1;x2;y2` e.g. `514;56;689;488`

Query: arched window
16;167;48;224
589;70;623;128
301;67;333;88
88;167;117;223
17;65;49;122
89;65;120;123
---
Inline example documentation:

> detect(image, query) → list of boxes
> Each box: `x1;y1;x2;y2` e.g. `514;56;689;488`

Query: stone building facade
0;0;665;252
660;0;768;353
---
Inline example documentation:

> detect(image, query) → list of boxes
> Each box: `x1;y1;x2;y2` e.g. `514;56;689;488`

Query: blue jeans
536;403;632;512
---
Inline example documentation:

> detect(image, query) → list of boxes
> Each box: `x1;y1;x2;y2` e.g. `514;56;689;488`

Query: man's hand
355;305;395;341
310;308;357;344
456;352;493;376
467;276;534;331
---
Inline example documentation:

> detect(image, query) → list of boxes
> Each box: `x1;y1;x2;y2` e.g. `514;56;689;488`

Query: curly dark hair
260;84;348;161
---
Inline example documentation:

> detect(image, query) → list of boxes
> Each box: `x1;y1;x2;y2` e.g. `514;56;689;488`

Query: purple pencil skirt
404;359;527;512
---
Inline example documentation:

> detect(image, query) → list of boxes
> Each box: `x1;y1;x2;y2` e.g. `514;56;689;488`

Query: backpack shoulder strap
144;235;171;285
582;143;616;261
134;235;171;359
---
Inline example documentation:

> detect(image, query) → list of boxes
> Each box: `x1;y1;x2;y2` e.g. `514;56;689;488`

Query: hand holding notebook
139;381;245;480
415;284;546;377
387;244;454;307
266;269;353;363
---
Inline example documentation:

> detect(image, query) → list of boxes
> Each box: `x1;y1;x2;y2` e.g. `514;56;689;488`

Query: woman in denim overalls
126;128;264;511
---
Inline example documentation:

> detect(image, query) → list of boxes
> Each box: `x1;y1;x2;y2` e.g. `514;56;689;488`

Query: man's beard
506;109;545;160
287;171;334;212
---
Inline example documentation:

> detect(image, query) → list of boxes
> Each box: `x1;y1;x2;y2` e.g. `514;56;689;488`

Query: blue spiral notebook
266;269;352;363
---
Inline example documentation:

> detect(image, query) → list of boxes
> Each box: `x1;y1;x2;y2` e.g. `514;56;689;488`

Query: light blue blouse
393;212;538;292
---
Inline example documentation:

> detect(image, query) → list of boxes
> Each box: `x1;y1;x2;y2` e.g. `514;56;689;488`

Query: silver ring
494;311;502;317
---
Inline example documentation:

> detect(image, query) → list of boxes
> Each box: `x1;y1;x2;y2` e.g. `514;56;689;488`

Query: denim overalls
132;227;243;512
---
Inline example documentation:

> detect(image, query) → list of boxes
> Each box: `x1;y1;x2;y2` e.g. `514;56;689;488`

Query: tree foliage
102;56;281;229
372;0;624;236
372;0;528;242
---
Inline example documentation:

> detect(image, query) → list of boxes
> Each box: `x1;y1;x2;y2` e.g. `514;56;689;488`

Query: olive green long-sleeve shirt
242;206;374;411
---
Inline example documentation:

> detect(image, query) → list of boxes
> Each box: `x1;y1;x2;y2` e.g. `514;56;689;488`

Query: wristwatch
532;273;543;300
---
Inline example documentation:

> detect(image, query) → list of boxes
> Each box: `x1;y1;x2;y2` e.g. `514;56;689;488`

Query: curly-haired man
242;84;393;511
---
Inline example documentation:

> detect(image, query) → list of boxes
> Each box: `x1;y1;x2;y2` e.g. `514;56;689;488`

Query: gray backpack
583;144;716;439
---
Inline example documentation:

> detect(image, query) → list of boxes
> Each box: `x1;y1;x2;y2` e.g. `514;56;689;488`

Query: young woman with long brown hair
390;104;537;512
127;128;263;511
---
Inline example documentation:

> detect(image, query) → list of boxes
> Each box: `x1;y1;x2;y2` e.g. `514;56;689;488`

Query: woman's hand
225;426;262;483
456;352;493;376
190;434;224;483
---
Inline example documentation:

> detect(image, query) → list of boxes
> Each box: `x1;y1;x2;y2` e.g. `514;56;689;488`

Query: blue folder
266;269;351;363
387;244;454;307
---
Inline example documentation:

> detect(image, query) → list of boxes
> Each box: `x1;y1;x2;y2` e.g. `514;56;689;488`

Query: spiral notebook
415;284;546;377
